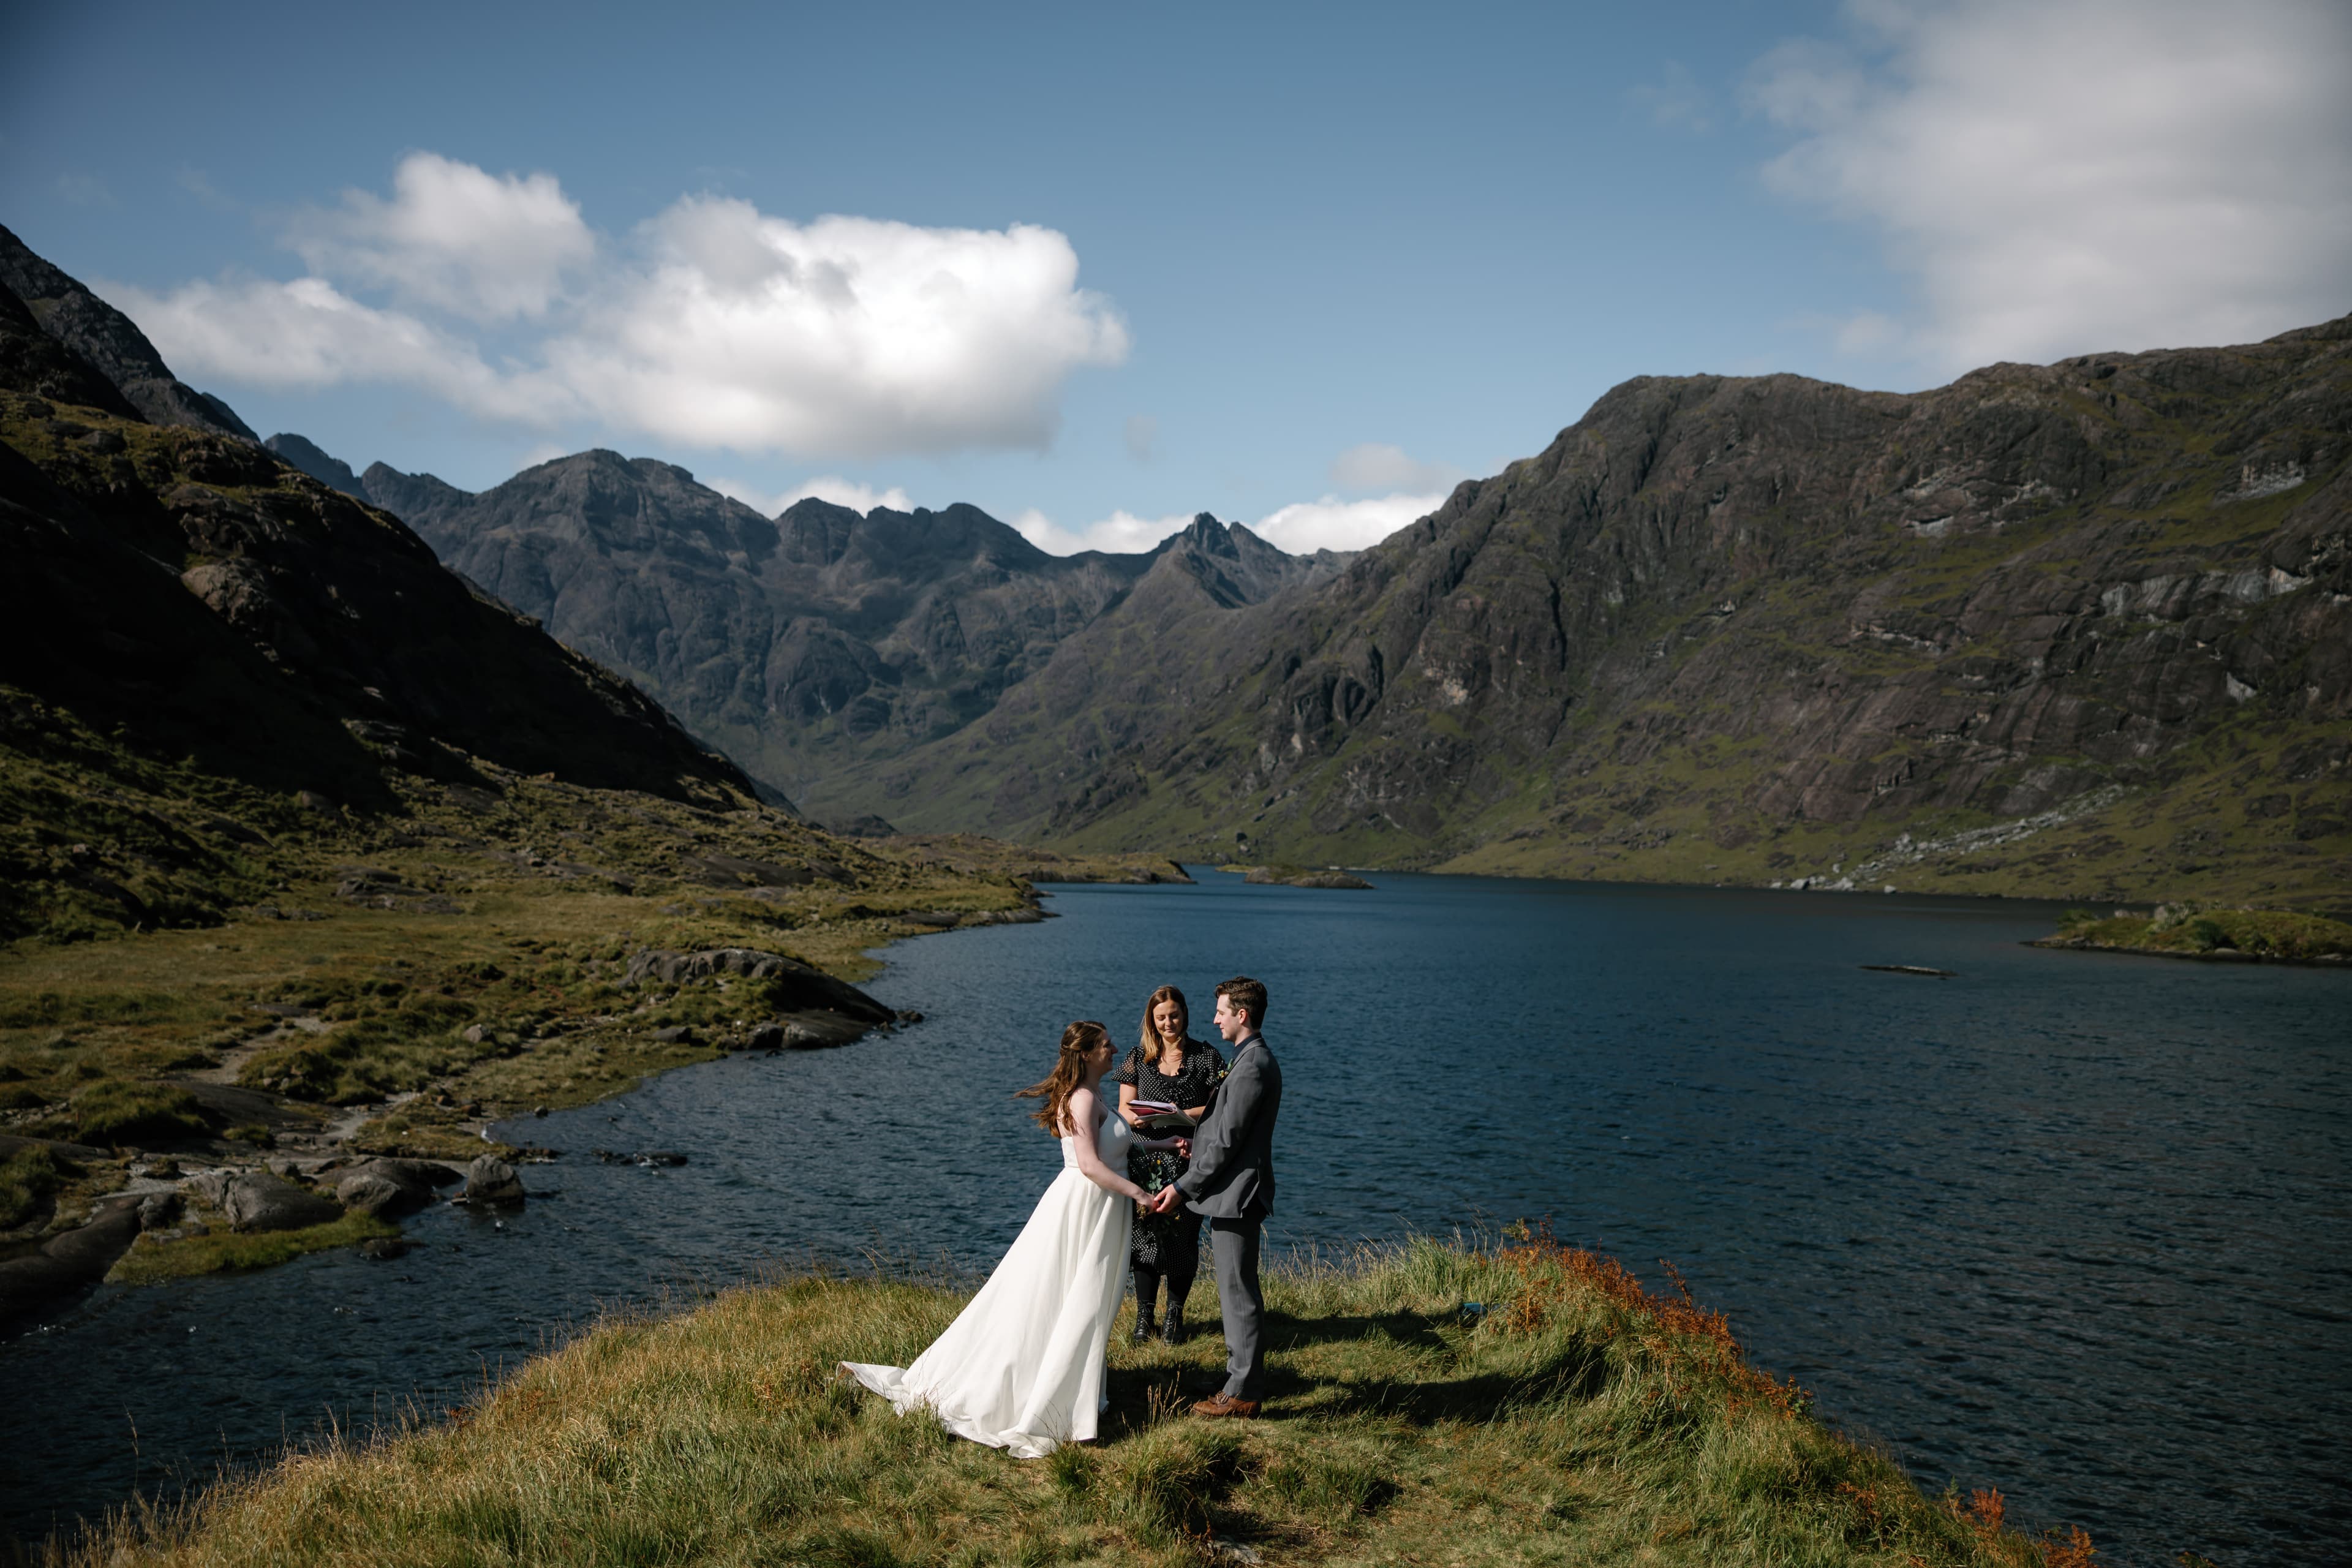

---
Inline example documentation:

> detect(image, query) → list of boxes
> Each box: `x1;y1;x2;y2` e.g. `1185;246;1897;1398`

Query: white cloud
546;197;1128;456
108;154;1129;464
1012;507;1194;556
101;274;561;425
288;151;595;323
1253;493;1442;554
1014;491;1442;558
709;475;914;517
1329;442;1461;496
1749;0;2352;375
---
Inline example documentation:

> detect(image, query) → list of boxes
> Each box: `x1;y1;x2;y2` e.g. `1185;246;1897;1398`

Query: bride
842;1020;1189;1457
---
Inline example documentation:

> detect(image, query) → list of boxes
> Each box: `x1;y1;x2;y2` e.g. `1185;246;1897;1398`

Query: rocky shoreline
0;943;911;1333
2028;935;2351;967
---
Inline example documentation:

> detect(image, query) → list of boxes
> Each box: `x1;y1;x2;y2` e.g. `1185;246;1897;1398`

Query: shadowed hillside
836;320;2352;907
349;453;1352;813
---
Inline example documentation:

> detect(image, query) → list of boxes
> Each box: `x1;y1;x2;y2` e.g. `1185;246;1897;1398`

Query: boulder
183;1169;233;1208
222;1172;341;1233
334;1158;445;1216
459;1153;525;1206
137;1191;183;1231
623;948;892;1023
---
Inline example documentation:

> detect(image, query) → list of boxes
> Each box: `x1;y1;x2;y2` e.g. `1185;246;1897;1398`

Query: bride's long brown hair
1015;1020;1110;1136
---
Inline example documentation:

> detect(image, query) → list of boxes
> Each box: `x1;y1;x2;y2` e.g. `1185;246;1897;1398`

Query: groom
1152;975;1281;1418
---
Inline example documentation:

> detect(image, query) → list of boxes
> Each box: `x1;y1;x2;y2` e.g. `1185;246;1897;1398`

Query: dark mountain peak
265;433;367;499
0;222;257;442
2267;312;2352;345
777;496;862;567
1146;510;1351;610
0;283;141;417
1176;511;1231;554
853;502;1050;573
358;462;472;532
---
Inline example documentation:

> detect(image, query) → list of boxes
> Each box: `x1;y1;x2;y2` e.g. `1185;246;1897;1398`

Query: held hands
1148;1185;1185;1216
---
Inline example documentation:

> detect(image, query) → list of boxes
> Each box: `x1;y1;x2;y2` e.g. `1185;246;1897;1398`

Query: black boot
1161;1295;1186;1346
1131;1267;1159;1341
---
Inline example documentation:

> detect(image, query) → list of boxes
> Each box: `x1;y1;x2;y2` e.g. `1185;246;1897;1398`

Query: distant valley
285;322;2352;910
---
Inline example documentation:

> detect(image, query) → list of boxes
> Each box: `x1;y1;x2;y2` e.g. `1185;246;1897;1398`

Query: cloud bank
106;153;1129;461
1014;490;1442;558
1751;0;2352;375
709;475;916;518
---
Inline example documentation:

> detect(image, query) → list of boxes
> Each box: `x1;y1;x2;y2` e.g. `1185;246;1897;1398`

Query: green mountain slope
353;451;1351;815
832;321;2352;908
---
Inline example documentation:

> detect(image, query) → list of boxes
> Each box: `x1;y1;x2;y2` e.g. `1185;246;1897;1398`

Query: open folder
1128;1099;1197;1134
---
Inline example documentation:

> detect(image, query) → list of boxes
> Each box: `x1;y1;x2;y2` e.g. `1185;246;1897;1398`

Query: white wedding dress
842;1105;1134;1457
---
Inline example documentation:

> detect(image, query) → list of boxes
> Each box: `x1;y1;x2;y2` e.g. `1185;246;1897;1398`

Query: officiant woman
1113;984;1226;1344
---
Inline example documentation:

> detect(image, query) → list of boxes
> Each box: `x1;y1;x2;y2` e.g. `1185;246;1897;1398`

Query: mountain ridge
318;448;1355;809
0;228;766;938
823;318;2352;907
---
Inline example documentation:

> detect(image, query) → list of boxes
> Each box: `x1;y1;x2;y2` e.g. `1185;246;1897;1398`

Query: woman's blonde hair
1015;1020;1110;1136
1138;984;1189;1062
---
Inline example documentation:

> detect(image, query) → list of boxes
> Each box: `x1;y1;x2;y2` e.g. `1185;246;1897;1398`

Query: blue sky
5;0;2346;552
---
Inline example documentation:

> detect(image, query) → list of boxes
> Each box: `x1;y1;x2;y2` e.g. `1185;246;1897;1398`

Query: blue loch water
3;872;2346;1564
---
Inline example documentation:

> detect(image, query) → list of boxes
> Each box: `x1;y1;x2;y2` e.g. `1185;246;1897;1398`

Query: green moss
80;1237;2086;1567
2040;905;2352;960
59;1079;211;1145
0;1143;67;1229
105;1211;400;1285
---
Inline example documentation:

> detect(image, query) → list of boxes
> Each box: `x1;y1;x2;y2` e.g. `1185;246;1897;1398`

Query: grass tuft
103;1212;398;1285
47;1235;2091;1567
0;1141;67;1228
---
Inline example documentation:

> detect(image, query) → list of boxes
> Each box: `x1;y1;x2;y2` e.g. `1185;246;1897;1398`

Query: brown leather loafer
1190;1392;1261;1419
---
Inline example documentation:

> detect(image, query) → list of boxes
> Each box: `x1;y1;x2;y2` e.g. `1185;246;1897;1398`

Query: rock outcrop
0;232;766;938
220;1172;340;1233
458;1153;524;1206
0;223;255;440
824;320;2352;906
333;1158;451;1218
624;946;894;1024
337;445;1351;810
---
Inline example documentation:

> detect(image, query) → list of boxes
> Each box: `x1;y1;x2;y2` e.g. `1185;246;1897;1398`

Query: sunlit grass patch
104;1211;400;1286
61;1237;2089;1567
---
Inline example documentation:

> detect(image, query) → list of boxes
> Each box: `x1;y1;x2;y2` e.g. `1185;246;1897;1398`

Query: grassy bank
0;696;1188;1176
2035;903;2352;963
103;1211;399;1286
56;1235;2089;1567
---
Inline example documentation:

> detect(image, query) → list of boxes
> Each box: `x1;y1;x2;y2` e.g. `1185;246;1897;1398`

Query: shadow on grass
1102;1308;1611;1431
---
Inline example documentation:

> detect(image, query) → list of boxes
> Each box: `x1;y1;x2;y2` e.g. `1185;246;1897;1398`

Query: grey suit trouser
1209;1216;1267;1400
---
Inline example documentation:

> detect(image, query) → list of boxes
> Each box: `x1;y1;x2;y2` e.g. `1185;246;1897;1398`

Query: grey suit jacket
1176;1034;1280;1219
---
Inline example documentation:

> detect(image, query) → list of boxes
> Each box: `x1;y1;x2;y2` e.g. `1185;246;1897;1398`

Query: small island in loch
2032;903;2352;965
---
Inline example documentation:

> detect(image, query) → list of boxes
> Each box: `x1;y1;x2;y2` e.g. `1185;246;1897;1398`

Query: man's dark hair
1216;976;1267;1030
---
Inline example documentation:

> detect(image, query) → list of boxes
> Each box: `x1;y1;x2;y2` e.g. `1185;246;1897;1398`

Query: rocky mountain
0;223;256;442
264;432;368;499
821;321;2352;908
333;450;1352;813
0;230;758;936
